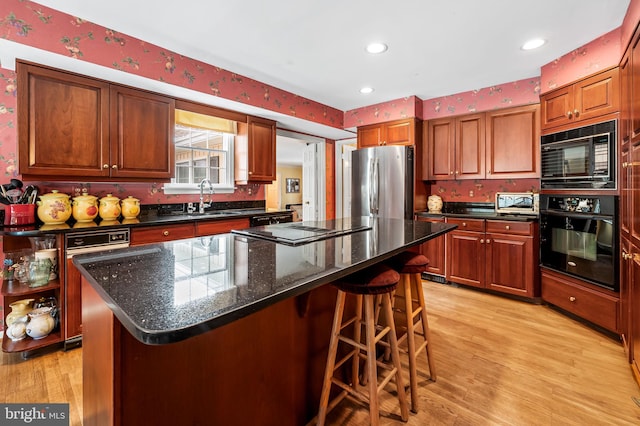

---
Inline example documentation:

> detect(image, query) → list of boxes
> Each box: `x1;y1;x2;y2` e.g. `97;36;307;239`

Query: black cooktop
232;218;372;246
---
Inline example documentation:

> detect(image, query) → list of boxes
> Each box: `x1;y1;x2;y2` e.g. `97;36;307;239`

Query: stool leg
402;273;420;412
352;294;363;387
382;292;410;422
317;290;347;426
413;273;436;381
363;294;380;425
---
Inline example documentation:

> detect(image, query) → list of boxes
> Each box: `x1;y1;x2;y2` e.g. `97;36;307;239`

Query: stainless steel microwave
540;119;616;190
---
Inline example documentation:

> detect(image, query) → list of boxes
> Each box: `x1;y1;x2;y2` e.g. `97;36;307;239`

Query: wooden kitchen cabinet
235;116;276;183
425;114;485;180
541;268;619;333
446;218;539;298
485;220;539;297
17;61;110;179
357;118;417;148
17;61;175;181
540;67;619;130
416;216;446;276
130;223;195;246
108;85;175;180
485;104;540;179
195;218;250;236
445;218;485;288
1;234;65;353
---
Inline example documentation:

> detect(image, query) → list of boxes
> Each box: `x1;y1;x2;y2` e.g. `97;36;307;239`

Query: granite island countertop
73;217;456;345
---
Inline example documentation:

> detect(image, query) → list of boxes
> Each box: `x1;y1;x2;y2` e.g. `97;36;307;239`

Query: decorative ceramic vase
427;195;443;213
5;318;28;341
72;191;99;222
99;194;121;220
36;190;72;224
6;298;34;327
26;306;55;339
120;196;140;219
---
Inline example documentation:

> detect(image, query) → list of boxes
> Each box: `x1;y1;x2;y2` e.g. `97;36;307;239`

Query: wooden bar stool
316;263;409;425
387;251;436;413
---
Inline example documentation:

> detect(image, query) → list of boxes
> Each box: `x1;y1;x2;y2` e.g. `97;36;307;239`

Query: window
164;108;236;194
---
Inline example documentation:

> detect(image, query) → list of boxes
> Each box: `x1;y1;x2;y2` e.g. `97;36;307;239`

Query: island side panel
102;285;337;425
81;277;117;426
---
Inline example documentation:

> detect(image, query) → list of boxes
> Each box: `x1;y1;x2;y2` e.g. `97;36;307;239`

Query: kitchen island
75;217;455;425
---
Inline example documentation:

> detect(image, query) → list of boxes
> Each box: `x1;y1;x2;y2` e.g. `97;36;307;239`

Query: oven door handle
540;210;614;221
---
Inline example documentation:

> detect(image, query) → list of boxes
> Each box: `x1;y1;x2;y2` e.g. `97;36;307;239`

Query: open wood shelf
1;279;60;297
2;329;63;353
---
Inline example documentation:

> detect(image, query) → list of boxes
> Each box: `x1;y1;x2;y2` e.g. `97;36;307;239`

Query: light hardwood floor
2;281;640;425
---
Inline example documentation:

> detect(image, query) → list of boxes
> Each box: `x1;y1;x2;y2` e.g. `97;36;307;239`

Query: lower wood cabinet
130;223;196;245
541;268;619;333
195;218;249;236
416;216;446;276
445;218;539;298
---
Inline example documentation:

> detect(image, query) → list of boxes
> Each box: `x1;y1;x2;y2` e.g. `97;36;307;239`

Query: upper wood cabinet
109;85;175;179
357;118;417;148
485;104;540;179
235;116;276;183
540;67;619;131
17;61;175;181
424;114;485;180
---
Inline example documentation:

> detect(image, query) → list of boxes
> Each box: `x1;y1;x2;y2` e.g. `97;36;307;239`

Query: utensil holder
4;204;36;226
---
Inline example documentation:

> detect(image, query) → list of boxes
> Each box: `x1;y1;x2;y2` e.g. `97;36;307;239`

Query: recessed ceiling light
365;42;388;54
521;38;546;50
360;87;374;94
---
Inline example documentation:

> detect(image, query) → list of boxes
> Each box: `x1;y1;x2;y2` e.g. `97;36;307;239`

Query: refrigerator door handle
371;157;379;215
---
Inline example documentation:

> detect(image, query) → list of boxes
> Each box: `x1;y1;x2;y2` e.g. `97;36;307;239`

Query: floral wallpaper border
0;0;344;129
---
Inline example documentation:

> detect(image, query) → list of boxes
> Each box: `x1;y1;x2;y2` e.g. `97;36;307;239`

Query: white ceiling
33;0;629;113
8;0;630;158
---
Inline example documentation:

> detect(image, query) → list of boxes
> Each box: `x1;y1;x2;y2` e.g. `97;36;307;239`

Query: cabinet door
633;34;640;141
622;146;632;238
632;248;640;374
357;125;383;148
446;230;484;288
621;238;632;359
455;114;485;179
385;119;415;146
17;61;110;178
485;104;540;179
540;86;573;130
417;217;446;276
248;117;276;182
632;140;640;248
485;233;533;296
195;218;250;236
574;68;619;123
426;118;455;180
620;48;632;147
110;85;175;179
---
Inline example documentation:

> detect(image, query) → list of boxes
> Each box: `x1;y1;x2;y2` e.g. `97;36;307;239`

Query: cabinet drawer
446;217;485;232
131;224;195;245
195;218;250;236
486;220;533;236
541;270;619;332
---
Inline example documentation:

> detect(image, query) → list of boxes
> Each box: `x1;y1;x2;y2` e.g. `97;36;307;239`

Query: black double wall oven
539;119;618;292
540;194;618;291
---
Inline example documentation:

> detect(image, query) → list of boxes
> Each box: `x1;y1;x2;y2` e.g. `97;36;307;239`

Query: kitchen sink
160;210;246;218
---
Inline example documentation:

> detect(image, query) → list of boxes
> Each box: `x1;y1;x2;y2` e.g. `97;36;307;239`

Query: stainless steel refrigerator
351;145;414;220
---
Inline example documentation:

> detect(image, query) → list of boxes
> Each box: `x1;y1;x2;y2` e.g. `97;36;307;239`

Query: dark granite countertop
0;205;292;237
416;201;538;222
73;217;456;345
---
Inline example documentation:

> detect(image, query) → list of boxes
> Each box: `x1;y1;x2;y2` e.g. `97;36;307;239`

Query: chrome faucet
199;178;214;213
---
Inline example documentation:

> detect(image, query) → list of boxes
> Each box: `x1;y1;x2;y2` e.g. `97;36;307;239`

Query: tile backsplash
426;178;540;203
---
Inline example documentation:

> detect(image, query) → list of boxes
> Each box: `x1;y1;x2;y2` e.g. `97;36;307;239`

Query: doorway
266;130;326;221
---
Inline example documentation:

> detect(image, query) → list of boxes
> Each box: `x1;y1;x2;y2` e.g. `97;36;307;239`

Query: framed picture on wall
286;178;300;193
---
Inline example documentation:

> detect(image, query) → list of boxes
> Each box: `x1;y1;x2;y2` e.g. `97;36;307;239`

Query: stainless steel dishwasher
64;228;130;349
